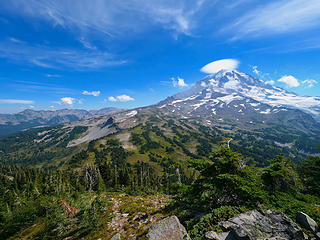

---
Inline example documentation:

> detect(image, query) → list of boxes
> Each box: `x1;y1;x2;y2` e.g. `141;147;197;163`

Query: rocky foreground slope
111;209;319;240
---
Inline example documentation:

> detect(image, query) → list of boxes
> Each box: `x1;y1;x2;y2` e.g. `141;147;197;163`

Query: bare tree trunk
176;168;181;185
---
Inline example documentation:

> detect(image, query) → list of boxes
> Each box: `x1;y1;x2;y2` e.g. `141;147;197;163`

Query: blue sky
0;0;320;113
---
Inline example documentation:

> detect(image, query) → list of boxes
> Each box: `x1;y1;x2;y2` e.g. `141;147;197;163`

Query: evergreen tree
261;155;301;193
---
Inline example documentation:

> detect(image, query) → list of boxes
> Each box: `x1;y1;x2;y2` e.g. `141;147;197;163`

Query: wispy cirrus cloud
0;99;34;104
227;0;320;40
8;79;75;95
0;39;126;70
46;74;60;78
3;1;320;45
2;0;206;38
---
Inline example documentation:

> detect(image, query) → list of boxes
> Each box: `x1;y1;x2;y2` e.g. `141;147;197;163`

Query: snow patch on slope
126;110;137;117
217;94;243;105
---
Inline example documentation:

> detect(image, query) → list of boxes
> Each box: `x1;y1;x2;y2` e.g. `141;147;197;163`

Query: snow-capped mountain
156;70;320;134
2;71;318;153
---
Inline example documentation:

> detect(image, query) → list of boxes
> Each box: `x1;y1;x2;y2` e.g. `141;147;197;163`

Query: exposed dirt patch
116;132;137;150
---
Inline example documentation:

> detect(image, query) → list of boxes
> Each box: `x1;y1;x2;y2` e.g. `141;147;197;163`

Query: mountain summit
157;70;320;134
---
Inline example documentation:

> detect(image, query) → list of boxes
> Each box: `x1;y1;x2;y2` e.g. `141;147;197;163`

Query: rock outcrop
296;212;319;233
213;210;308;240
146;216;191;240
296;212;320;239
148;210;316;240
204;231;235;240
110;233;121;240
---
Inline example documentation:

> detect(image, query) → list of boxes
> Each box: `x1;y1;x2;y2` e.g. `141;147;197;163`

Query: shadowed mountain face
155;70;320;135
0;107;122;137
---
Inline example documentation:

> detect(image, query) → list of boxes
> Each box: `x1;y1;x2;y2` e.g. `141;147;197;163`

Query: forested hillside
1;112;319;169
1;147;320;239
0;114;320;239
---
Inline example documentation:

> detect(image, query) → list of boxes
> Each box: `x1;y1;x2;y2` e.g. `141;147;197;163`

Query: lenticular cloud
200;59;239;74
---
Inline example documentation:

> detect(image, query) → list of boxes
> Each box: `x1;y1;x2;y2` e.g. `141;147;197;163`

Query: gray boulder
110;233;121;240
204;231;236;239
264;238;288;240
296;212;319;233
146;216;191;240
218;210;308;240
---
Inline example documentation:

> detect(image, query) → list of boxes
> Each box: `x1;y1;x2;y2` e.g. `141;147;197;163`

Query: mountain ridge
16;69;318;152
155;70;320;135
170;70;320;119
0;107;123;137
0;70;320;159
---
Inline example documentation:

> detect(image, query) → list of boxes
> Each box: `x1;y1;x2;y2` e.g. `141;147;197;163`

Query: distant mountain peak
0;107;124;137
156;70;320;134
180;70;320;119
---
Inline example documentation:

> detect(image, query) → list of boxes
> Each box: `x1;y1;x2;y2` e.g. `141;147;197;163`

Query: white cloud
278;75;300;88
9;37;24;43
82;90;101;96
2;1;205;37
108;95;134;102
10;80;75;95
117;95;134;102
252;66;260;75
200;81;207;87
172;77;188;87
228;0;320;40
200;59;239;74
265;80;275;85
0;99;34;104
60;97;75;105
4;0;320;46
302;79;318;88
108;96;117;102
46;74;60;78
79;37;97;50
0;39;126;70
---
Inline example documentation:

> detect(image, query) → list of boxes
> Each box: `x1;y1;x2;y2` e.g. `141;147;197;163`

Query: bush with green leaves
173;148;320;237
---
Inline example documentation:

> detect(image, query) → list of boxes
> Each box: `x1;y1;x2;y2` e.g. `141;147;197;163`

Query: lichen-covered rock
111;233;121;240
218;210;308;240
264;237;288;240
146;216;190;240
204;231;236;240
296;212;319;233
